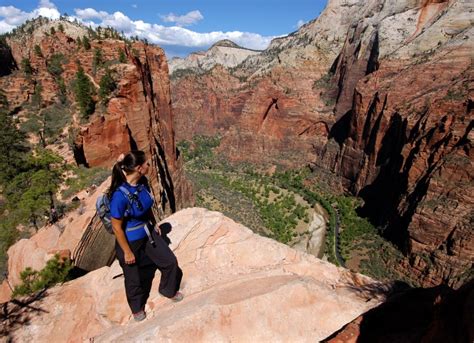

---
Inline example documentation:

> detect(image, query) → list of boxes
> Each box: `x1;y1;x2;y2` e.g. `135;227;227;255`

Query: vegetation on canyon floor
178;135;416;286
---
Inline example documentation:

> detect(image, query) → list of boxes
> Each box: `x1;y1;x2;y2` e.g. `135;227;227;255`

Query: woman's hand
124;250;136;264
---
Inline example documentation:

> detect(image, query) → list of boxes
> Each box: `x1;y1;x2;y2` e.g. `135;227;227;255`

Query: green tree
92;47;104;74
0;103;26;184
82;35;91;50
12;255;72;297
34;44;43;57
31;82;43;108
57;77;67;104
98;68;116;101
50;26;56;35
21;58;33;75
58;23;64;33
47;53;66;78
74;65;95;118
5;149;63;230
118;48;126;63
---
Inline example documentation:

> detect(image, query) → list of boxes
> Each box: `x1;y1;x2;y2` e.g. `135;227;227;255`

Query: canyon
170;0;473;288
0;0;472;340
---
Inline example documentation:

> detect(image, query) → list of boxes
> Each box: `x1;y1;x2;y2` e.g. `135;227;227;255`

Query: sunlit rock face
5;208;385;342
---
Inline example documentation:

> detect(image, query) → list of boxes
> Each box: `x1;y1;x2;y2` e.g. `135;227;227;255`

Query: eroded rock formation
318;0;473;287
2;208;386;342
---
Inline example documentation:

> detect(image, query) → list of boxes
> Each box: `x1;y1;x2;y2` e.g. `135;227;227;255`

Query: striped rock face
6;208;386;342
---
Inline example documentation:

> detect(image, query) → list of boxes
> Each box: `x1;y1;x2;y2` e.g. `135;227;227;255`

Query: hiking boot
171;291;184;302
133;310;146;322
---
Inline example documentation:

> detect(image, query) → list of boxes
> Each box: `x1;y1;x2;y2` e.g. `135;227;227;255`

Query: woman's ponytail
107;151;146;198
107;162;126;198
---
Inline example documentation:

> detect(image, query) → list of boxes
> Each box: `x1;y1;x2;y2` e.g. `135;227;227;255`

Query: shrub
12;255;72;297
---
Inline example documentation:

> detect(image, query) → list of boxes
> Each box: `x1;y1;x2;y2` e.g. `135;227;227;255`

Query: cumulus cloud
0;1;275;54
74;8;109;21
0;1;60;33
161;10;204;27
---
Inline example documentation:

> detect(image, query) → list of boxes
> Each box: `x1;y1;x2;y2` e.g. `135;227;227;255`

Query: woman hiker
108;150;183;322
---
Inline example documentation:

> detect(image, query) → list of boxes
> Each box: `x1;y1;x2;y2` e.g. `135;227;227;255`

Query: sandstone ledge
5;208;386;342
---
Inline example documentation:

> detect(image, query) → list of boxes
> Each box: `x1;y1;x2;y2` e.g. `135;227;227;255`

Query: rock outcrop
170;0;473;287
2;208;386;342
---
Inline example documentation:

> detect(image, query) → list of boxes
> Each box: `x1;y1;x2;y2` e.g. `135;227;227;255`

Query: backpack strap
117;185;154;245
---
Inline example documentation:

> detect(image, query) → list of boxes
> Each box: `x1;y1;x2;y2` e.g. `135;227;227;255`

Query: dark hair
107;150;146;198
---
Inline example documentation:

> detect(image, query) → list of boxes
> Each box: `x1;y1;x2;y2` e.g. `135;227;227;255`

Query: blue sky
0;0;328;57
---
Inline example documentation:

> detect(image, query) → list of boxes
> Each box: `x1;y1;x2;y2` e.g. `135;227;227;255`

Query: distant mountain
168;39;261;75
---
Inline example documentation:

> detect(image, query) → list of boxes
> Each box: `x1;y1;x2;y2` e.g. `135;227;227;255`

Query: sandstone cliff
2;208;386;342
1;18;192;216
317;0;473;287
170;0;473;287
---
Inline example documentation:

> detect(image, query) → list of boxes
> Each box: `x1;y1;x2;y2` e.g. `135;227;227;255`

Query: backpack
96;186;155;244
96;186;137;234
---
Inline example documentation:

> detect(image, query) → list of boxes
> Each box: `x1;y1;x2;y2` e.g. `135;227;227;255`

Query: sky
0;0;328;57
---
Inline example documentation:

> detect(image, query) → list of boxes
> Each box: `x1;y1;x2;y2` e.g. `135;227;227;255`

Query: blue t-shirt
110;182;154;242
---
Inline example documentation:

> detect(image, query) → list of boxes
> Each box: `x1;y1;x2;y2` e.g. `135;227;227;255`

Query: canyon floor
178;135;414;287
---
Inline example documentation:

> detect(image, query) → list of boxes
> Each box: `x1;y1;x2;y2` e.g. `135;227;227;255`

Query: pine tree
74;65;95;118
82;36;91;50
0;102;26;184
34;44;43;57
92;48;104;74
99;68;116;101
118;48;127;63
21;58;33;75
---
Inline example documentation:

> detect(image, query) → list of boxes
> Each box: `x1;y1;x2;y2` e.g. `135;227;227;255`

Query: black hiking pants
115;229;183;314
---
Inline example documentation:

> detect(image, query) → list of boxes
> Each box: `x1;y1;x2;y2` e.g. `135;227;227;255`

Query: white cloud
296;19;306;29
74;8;109;21
0;1;60;33
161;10;203;27
39;0;57;9
132;4;138;9
0;2;275;52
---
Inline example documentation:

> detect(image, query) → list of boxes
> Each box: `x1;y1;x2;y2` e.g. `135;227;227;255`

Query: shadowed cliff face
317;0;473;287
171;0;472;287
326;279;474;343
